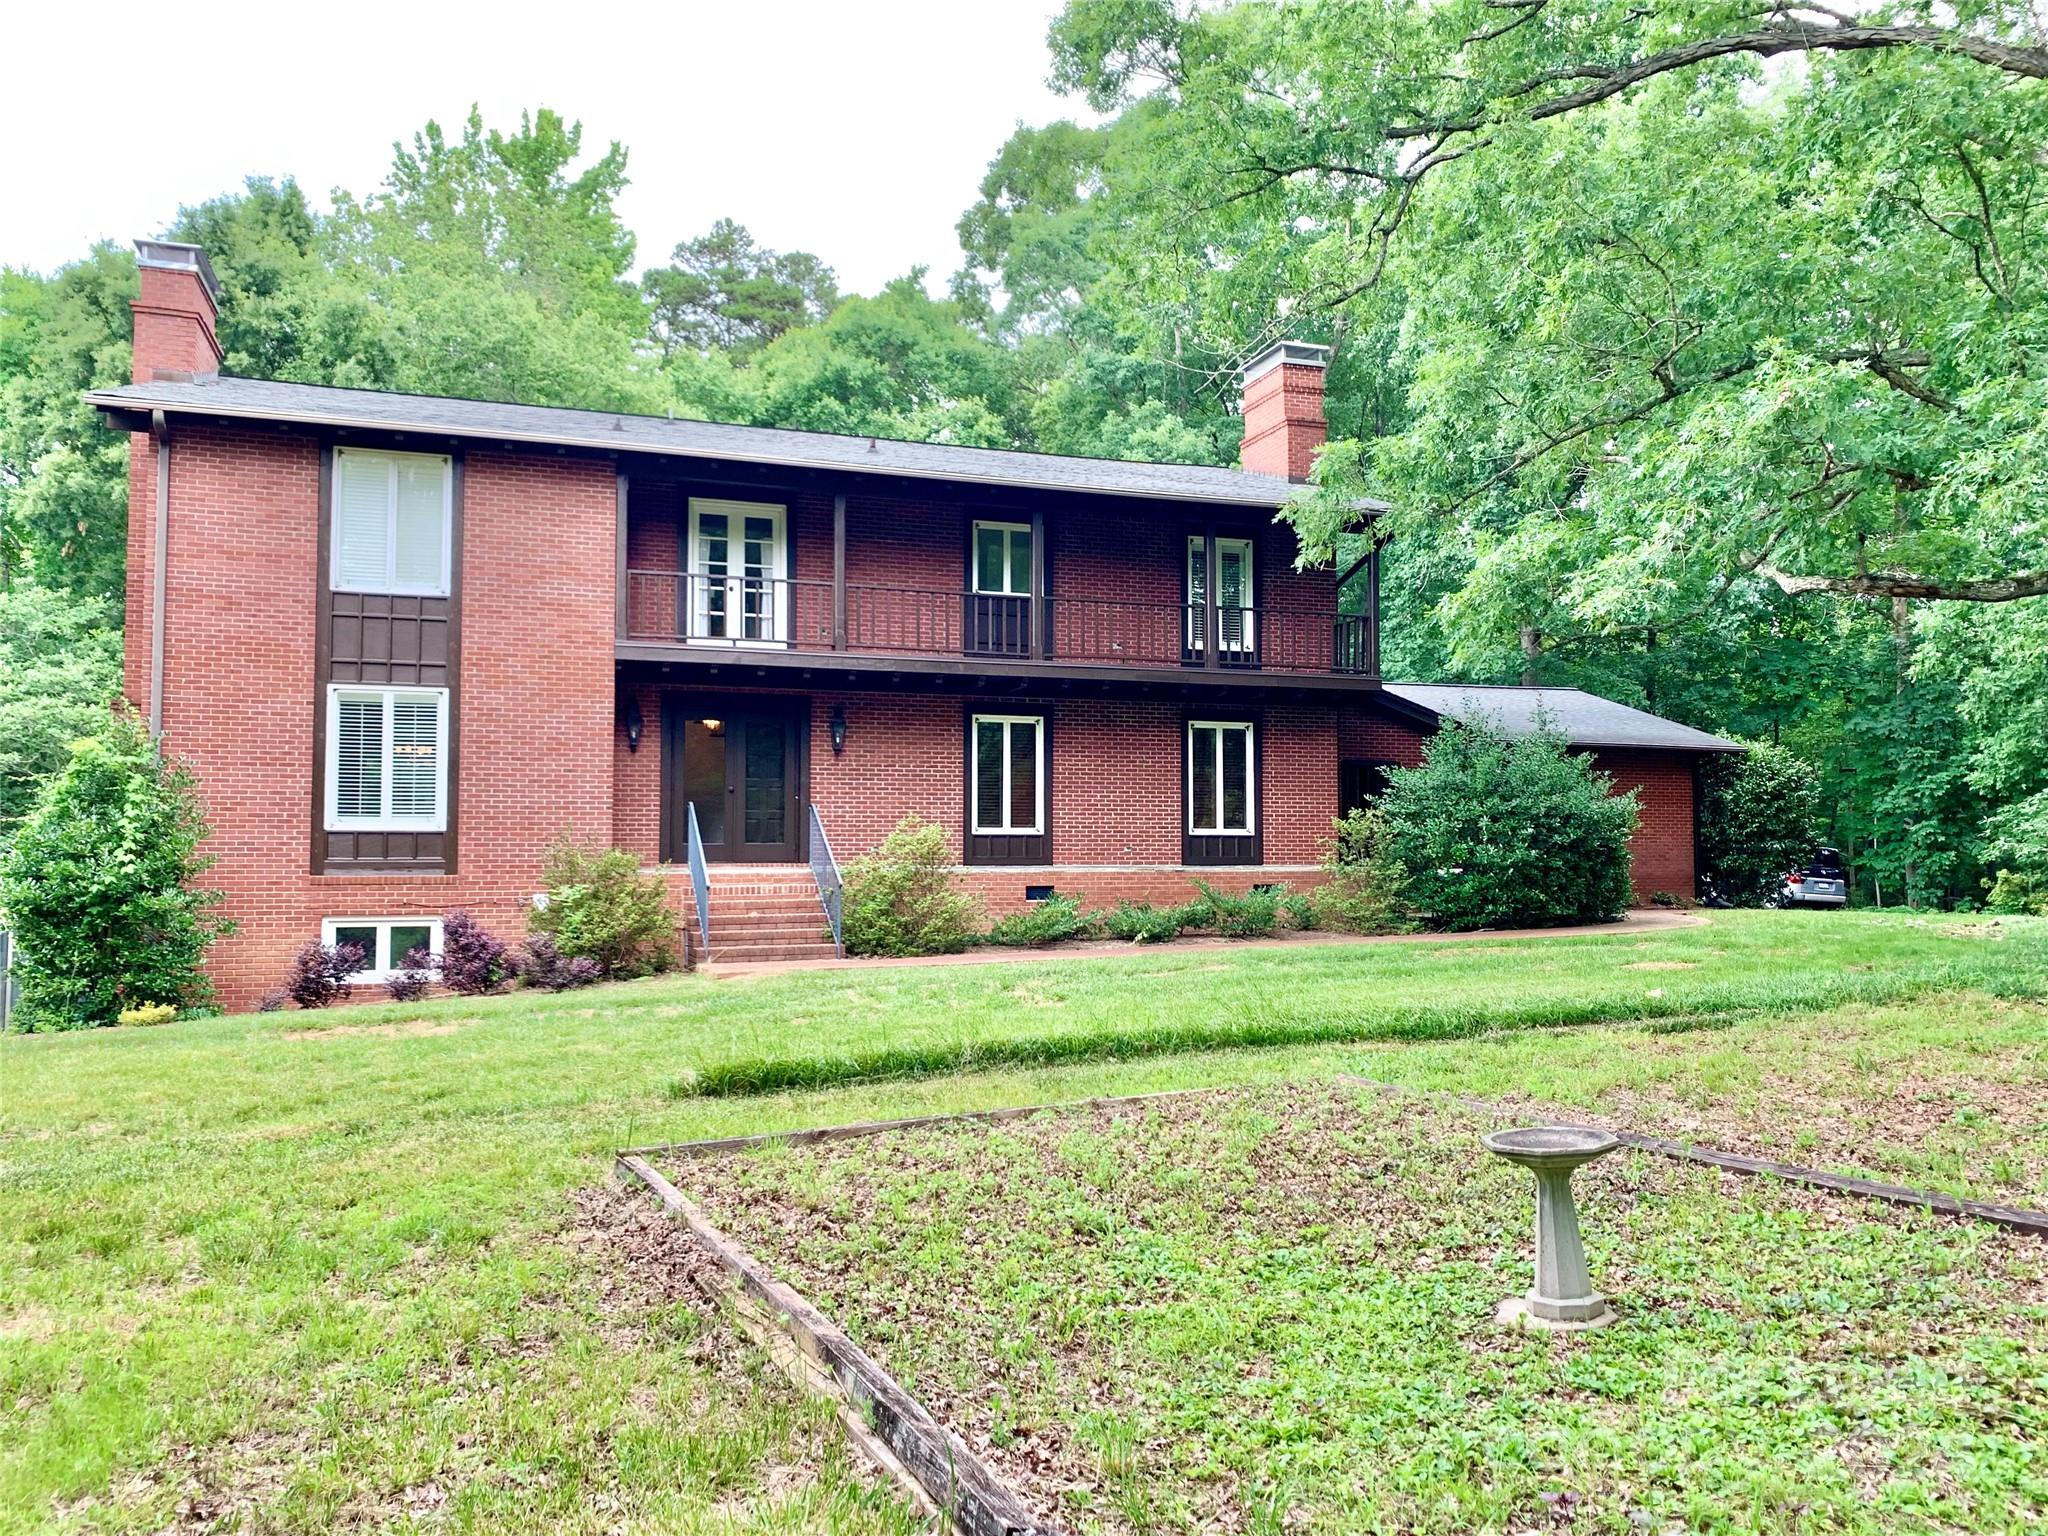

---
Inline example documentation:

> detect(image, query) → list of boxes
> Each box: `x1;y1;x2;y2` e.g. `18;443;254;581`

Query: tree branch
1754;564;2048;601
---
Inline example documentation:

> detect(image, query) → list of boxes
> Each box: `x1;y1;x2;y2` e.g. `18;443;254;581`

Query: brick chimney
1238;340;1329;481
131;239;223;383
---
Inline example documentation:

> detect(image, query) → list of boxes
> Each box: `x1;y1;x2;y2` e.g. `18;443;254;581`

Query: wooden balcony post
614;472;628;641
832;492;847;651
1203;532;1219;670
1029;506;1047;658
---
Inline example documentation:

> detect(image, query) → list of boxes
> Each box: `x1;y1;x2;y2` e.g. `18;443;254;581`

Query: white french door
687;499;789;646
1187;535;1256;654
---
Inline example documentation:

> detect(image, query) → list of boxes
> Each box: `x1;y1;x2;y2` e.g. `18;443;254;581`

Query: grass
684;1082;2048;1535
1;910;2043;1531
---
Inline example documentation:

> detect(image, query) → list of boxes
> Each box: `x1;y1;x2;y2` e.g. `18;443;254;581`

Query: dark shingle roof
88;375;1378;511
1383;684;1744;753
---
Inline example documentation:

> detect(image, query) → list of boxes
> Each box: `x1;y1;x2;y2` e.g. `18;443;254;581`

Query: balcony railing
623;570;1378;677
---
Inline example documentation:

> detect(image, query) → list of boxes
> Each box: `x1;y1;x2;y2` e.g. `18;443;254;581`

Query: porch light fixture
622;696;643;753
1482;1126;1621;1331
829;704;848;755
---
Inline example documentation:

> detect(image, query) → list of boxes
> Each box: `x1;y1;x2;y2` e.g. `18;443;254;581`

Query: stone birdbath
1483;1126;1621;1331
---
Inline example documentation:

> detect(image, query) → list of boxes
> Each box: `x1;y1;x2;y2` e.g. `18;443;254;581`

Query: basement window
1024;885;1055;903
321;917;443;980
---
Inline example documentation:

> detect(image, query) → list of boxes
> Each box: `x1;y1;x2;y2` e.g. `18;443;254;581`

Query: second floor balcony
622;570;1379;678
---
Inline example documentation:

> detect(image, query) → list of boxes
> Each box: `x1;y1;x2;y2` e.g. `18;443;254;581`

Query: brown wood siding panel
312;441;463;875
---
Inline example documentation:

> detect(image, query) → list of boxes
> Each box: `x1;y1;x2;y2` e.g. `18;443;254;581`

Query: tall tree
642;219;839;357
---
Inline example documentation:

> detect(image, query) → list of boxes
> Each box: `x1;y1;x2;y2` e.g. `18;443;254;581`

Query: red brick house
89;240;1738;1007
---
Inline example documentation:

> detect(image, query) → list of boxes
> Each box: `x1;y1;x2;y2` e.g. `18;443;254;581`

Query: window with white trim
1188;720;1255;836
970;714;1044;835
322;917;444;980
1186;535;1256;653
326;686;449;831
332;447;453;596
972;520;1032;595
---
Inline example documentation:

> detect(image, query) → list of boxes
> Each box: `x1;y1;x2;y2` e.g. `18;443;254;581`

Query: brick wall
1239;360;1327;480
136;426;617;1010
1591;749;1697;902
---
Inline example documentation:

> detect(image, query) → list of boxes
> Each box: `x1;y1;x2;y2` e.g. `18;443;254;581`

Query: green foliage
1697;745;1824;906
1983;870;2048;917
1315;808;1414;935
527;840;677;979
642;219;839;357
0;714;231;1029
1189;881;1280;939
1380;720;1637;931
986;893;1102;948
0;584;120;836
840;817;983;958
1103;899;1204;944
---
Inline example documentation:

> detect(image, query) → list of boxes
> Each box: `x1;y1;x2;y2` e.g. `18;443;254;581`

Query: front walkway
703;908;1707;978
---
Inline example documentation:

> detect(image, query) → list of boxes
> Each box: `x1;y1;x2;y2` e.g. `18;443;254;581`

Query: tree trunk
1519;625;1543;687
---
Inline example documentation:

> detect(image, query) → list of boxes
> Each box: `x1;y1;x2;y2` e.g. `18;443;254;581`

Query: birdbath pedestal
1483;1126;1621;1331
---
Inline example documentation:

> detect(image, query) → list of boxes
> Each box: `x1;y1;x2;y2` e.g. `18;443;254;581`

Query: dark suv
1780;847;1849;908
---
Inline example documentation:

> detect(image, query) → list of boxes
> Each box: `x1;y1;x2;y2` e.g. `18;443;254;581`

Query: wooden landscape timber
614;1152;1070;1536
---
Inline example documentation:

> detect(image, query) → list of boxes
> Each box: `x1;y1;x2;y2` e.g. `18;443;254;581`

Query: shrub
987;894;1100;947
841;817;983;957
516;932;603;991
386;950;436;1003
1696;744;1823;906
285;940;365;1009
1279;890;1321;931
0;715;233;1030
1104;900;1203;944
1380;719;1637;931
117;1001;178;1028
437;910;511;995
1191;880;1279;939
526;840;678;978
1315;807;1413;934
255;988;288;1014
1984;869;2048;916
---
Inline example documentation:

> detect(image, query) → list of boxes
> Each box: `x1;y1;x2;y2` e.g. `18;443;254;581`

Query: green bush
986;893;1100;947
0;715;232;1030
526;840;678;978
840;817;982;957
1984;869;2048;916
1191;880;1280;939
1103;899;1204;943
1314;807;1413;934
1380;719;1637;931
1278;889;1320;930
1696;743;1823;905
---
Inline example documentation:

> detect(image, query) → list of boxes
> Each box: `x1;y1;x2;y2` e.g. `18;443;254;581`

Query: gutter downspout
150;409;168;738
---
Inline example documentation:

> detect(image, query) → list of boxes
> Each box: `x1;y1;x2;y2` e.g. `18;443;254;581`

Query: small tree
526;840;678;978
0;715;232;1029
841;816;982;957
1380;719;1638;931
1696;743;1824;905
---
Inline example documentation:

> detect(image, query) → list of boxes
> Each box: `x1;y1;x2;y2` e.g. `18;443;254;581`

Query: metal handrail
807;803;845;958
684;801;711;958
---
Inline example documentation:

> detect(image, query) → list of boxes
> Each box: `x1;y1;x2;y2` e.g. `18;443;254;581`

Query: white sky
1;0;1083;295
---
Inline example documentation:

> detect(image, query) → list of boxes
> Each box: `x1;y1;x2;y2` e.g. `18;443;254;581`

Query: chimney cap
134;239;220;305
1240;339;1330;386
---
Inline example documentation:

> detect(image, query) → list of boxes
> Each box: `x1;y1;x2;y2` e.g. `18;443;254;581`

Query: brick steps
694;865;841;964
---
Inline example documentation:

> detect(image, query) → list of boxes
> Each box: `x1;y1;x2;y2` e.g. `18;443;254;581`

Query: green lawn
687;1082;2048;1534
2;911;2044;1532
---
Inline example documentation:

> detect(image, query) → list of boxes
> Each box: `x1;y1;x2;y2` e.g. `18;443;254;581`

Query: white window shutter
335;453;392;589
335;696;384;818
389;696;441;819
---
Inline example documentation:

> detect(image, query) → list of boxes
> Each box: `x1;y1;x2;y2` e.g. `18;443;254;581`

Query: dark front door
665;705;802;862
